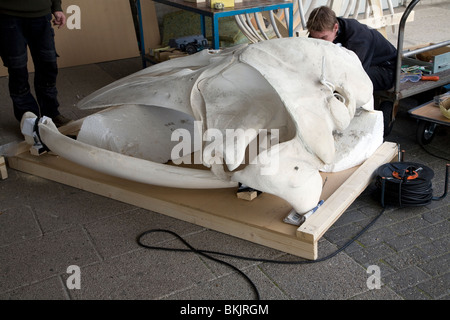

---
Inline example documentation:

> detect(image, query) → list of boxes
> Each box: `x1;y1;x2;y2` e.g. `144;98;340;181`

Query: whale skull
25;37;383;214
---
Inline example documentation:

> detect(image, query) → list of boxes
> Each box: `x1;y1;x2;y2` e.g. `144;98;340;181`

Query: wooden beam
7;151;317;259
5;110;399;260
262;11;289;38
0;156;7;180
358;12;415;32
297;142;398;243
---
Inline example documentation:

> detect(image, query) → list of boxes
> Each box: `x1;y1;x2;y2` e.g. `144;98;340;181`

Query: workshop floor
0;1;449;305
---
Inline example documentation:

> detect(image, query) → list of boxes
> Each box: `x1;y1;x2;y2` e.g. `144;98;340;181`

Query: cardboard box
404;43;450;74
0;0;160;77
416;46;450;73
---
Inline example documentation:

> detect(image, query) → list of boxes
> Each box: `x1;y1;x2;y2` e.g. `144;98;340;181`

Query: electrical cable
136;206;386;300
375;162;443;207
136;161;448;299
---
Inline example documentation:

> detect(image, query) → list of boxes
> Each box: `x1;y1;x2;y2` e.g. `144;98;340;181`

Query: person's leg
0;14;40;121
27;14;61;119
367;65;395;91
368;65;396;137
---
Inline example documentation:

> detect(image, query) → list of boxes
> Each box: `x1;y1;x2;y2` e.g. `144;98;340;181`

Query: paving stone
347;243;397;269
383;266;431;291
388;216;433;236
32;189;136;234
62;243;216;300
350;286;403;300
418;236;450;257
85;208;204;259
353;226;398;248
382;247;433;271
260;253;369;300
328;209;368;229
0;205;42;246
165;265;289;300
172;230;287;276
398;286;433;300
0;277;68;300
418;220;450;241
0;171;74;209
384;232;431;252
0;226;100;293
417;252;450;277
416;273;450;299
421;209;446;224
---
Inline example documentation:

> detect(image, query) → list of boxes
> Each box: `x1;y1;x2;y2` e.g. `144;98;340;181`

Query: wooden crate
6;119;398;260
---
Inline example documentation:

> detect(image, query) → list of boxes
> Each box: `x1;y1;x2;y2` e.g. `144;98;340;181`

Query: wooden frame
5;119;398;260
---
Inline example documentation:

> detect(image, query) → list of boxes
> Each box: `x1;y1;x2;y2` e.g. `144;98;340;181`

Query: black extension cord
375;162;448;208
136;207;386;300
136;162;448;300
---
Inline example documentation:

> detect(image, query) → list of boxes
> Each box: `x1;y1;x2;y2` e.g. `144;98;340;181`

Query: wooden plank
6;113;398;260
410;101;450;124
297;142;398;243
262;11;289;38
0;156;7;180
329;0;344;17
7;151;318;259
358;11;414;31
367;0;387;37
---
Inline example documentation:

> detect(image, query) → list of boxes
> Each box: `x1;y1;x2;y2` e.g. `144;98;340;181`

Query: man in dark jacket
0;0;71;127
307;6;397;91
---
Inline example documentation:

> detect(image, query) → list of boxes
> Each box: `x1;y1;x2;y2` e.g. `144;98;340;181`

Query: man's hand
53;11;66;28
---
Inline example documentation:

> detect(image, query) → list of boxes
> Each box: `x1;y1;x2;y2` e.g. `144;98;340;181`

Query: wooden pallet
6;120;398;260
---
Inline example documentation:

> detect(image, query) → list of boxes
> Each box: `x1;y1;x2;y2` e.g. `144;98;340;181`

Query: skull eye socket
333;90;346;105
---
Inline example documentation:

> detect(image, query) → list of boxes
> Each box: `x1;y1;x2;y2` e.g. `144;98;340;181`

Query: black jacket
334;17;397;71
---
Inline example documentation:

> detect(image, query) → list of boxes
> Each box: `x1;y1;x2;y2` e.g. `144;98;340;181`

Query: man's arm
51;0;63;13
51;1;66;28
53;11;66;28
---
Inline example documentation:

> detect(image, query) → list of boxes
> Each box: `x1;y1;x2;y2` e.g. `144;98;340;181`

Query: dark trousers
367;62;396;91
0;13;60;121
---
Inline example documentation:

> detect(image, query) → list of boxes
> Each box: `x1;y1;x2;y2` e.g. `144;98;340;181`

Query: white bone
24;38;382;215
37;115;237;189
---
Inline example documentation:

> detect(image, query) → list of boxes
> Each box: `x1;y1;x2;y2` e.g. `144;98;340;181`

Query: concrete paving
0;1;449;304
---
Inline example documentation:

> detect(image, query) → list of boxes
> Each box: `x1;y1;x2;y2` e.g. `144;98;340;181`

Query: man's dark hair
306;6;338;32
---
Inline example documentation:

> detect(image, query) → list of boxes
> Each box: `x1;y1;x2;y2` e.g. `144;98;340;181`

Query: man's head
306;6;338;42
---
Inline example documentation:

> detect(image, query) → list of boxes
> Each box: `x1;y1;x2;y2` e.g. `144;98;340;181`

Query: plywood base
409;101;450;126
6;121;398;260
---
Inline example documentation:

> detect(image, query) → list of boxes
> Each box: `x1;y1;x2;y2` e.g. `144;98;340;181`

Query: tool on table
401;65;432;74
400;71;440;83
400;73;421;83
421;75;440;81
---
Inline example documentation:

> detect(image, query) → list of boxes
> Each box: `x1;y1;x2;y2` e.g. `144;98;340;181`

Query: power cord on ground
136;162;448;300
137;206;386;300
